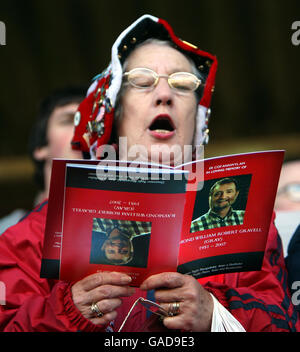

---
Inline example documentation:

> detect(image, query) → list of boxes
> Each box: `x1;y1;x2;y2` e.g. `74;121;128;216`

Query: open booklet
40;150;284;286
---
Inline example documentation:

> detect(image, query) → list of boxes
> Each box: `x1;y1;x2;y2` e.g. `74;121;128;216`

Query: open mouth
149;115;175;135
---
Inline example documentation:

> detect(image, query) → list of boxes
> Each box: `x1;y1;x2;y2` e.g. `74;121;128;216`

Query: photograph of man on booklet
90;218;151;267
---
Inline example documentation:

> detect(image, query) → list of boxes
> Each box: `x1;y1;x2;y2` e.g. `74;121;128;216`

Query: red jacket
0;201;299;332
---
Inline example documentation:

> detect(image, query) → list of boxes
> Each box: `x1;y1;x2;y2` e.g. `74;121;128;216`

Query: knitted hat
71;14;217;157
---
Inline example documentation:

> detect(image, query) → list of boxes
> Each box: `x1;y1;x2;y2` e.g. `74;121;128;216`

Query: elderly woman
0;15;299;332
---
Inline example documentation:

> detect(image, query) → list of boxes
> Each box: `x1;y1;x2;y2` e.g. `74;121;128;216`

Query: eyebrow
169;67;193;73
133;66;193;74
214;186;235;193
56;112;75;118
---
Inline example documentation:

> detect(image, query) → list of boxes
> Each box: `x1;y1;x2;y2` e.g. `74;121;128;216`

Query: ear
208;195;212;208
33;145;49;161
234;190;240;201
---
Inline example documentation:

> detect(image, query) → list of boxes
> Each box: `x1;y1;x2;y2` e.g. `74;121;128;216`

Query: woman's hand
71;272;135;325
140;272;213;332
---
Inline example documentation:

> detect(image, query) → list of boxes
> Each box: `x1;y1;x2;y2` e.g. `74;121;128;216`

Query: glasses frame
123;67;202;92
118;297;169;332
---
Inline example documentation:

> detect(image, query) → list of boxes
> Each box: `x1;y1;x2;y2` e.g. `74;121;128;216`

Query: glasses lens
127;68;156;88
169;72;200;92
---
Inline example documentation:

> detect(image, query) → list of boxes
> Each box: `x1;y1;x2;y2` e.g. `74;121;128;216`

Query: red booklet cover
59;163;188;285
40;150;284;286
40;159;100;279
177;150;284;277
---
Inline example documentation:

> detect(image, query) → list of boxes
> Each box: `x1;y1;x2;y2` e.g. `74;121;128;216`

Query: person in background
275;160;300;212
274;159;300;312
0;87;86;235
274;159;300;255
0;15;298;332
28;86;86;201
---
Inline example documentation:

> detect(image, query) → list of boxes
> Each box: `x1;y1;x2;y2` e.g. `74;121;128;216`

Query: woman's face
117;43;197;164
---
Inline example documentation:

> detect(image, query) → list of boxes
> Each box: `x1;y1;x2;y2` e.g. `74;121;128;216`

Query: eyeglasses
118;297;169;332
277;183;300;202
123;67;201;93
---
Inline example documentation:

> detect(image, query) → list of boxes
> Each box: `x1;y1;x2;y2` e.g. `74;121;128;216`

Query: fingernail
121;275;132;284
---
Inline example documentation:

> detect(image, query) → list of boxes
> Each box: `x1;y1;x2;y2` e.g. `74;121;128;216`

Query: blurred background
0;0;300;218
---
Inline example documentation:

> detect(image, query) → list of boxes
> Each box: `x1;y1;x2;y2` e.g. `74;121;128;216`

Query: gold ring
168;302;180;316
90;302;104;318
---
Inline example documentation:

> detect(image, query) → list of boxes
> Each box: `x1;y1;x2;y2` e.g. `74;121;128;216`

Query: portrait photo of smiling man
190;177;249;232
90;218;152;267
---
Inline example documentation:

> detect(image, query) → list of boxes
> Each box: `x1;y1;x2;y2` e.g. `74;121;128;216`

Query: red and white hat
71;14;218;157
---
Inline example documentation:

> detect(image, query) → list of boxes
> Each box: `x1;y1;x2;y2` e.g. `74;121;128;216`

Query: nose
154;78;173;106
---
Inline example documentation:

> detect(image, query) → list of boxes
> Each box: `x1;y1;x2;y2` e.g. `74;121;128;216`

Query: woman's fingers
71;271;135;322
140;272;214;331
140;272;184;291
88;283;136;303
79;271;132;291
